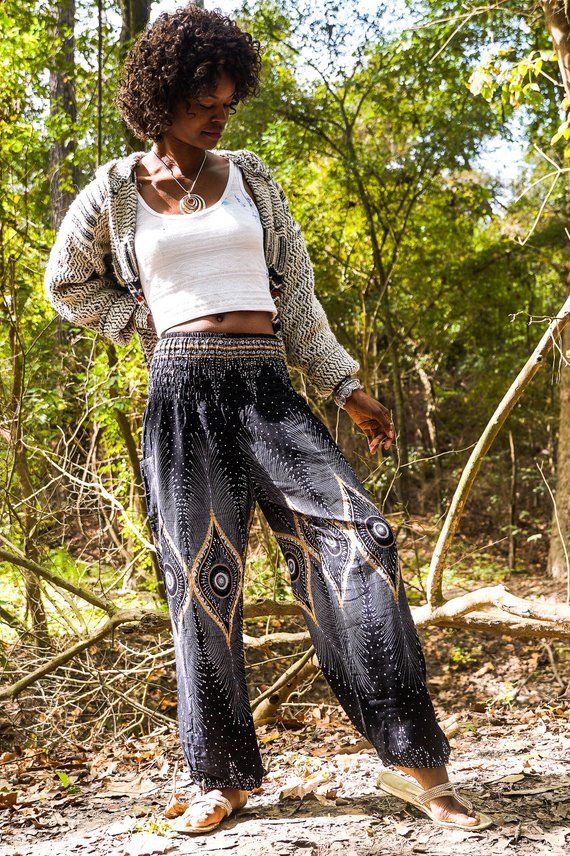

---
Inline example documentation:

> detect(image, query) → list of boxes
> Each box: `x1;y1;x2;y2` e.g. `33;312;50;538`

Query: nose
212;104;230;124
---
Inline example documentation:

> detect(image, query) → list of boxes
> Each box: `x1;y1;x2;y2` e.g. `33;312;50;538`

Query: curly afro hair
116;5;262;142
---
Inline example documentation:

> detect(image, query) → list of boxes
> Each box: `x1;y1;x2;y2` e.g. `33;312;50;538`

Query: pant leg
241;366;450;769
139;345;267;791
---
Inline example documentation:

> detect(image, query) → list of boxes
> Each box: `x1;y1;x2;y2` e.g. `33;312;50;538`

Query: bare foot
396;765;480;828
184;787;248;829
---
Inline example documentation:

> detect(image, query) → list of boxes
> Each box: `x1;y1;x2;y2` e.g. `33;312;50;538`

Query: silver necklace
152;149;208;214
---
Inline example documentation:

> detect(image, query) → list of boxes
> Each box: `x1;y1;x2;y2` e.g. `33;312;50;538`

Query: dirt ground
2;608;569;856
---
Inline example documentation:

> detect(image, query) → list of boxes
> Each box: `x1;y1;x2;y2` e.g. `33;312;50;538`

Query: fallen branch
244;599;302;619
431;611;570;639
427;295;570;606
252;646;318;723
413;585;570;627
3;586;570;702
243;630;310;648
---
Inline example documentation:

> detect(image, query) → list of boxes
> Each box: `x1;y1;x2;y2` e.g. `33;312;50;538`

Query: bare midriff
163;310;275;336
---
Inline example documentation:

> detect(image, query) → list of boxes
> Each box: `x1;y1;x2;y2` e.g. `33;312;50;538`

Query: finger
369;432;389;454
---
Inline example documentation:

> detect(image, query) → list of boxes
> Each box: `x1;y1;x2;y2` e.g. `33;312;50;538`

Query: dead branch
243;630;310;648
430;608;570;639
244;599;302;619
4;585;570;704
252;646;319;723
0;541;115;616
0;605;29;636
0;608;142;701
427;295;570;606
414;584;570;627
251;646;316;711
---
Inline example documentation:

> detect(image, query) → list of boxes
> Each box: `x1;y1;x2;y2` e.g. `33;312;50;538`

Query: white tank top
134;160;277;337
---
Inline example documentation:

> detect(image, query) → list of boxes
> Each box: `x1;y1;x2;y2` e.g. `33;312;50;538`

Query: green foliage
450;644;482;668
56;770;81;793
1;0;567;649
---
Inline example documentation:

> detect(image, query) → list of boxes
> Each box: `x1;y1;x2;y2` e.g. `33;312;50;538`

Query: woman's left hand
342;388;394;454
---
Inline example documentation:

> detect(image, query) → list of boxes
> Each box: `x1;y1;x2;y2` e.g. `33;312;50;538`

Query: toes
431;799;480;827
186;806;223;827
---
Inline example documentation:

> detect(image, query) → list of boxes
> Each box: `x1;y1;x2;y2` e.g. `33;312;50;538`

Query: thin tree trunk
117;0;153;57
9;299;49;648
548;278;570;580
382;301;409;510
541;3;570;581
542;1;570;102
508;429;517;571
117;0;153;150
418;362;442;509
428;296;570;607
48;0;78;230
106;345;166;601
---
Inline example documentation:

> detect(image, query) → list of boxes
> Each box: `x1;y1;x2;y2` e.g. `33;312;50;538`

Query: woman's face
165;70;236;149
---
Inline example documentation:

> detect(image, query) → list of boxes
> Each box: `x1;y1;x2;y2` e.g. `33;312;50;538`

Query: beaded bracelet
333;376;363;408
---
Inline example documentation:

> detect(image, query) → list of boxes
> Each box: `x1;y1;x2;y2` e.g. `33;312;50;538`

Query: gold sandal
377;771;493;831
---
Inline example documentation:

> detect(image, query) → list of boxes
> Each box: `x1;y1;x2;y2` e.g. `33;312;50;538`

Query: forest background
1;0;570;808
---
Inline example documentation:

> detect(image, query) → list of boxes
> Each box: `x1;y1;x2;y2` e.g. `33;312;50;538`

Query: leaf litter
1;581;569;855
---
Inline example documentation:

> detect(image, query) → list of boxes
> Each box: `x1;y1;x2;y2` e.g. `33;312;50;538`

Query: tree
230;0;511;511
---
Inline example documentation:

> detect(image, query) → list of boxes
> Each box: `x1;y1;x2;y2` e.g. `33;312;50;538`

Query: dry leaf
113;832;175;856
162;793;189;819
260;730;281;744
504;783;570;796
279;771;330;799
0;791;17;808
108;815;137;835
101;774;159;798
392;821;414;837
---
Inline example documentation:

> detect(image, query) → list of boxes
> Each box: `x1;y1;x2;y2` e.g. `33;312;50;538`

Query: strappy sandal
377;771;493;831
171;789;237;834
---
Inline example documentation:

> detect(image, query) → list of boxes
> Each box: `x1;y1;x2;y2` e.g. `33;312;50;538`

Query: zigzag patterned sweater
44;149;359;398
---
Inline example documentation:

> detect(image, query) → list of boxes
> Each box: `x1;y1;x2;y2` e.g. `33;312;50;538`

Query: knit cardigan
44;149;359;398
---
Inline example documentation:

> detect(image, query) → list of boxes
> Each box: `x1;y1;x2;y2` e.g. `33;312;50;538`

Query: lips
203;130;223;138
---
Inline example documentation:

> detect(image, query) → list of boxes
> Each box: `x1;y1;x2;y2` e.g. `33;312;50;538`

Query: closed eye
197;101;237;112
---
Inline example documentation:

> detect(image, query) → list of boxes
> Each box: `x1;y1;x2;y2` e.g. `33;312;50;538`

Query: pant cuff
187;767;266;794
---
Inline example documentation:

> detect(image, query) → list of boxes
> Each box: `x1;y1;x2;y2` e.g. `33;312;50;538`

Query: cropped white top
134;160;277;336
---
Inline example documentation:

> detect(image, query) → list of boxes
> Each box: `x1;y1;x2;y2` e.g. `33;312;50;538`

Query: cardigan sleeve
44;178;149;346
271;179;360;398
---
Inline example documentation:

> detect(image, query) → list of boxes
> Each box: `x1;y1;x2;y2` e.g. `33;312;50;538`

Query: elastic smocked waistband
153;331;287;362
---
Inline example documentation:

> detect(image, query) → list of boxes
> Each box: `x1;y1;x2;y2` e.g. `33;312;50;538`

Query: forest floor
1;576;569;856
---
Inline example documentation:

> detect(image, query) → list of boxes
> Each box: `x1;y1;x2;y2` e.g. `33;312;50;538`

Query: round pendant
179;192;206;214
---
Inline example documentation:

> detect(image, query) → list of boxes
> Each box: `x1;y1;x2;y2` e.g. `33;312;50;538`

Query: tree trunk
428;294;570;606
384;304;410;511
117;0;153;58
48;0;78;231
548;279;570;580
542;1;570;102
541;3;570;581
9;298;50;649
417;362;442;510
508;429;517;571
117;0;153;150
106;345;166;601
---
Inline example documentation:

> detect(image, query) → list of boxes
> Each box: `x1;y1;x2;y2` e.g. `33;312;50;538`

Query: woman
44;5;490;834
